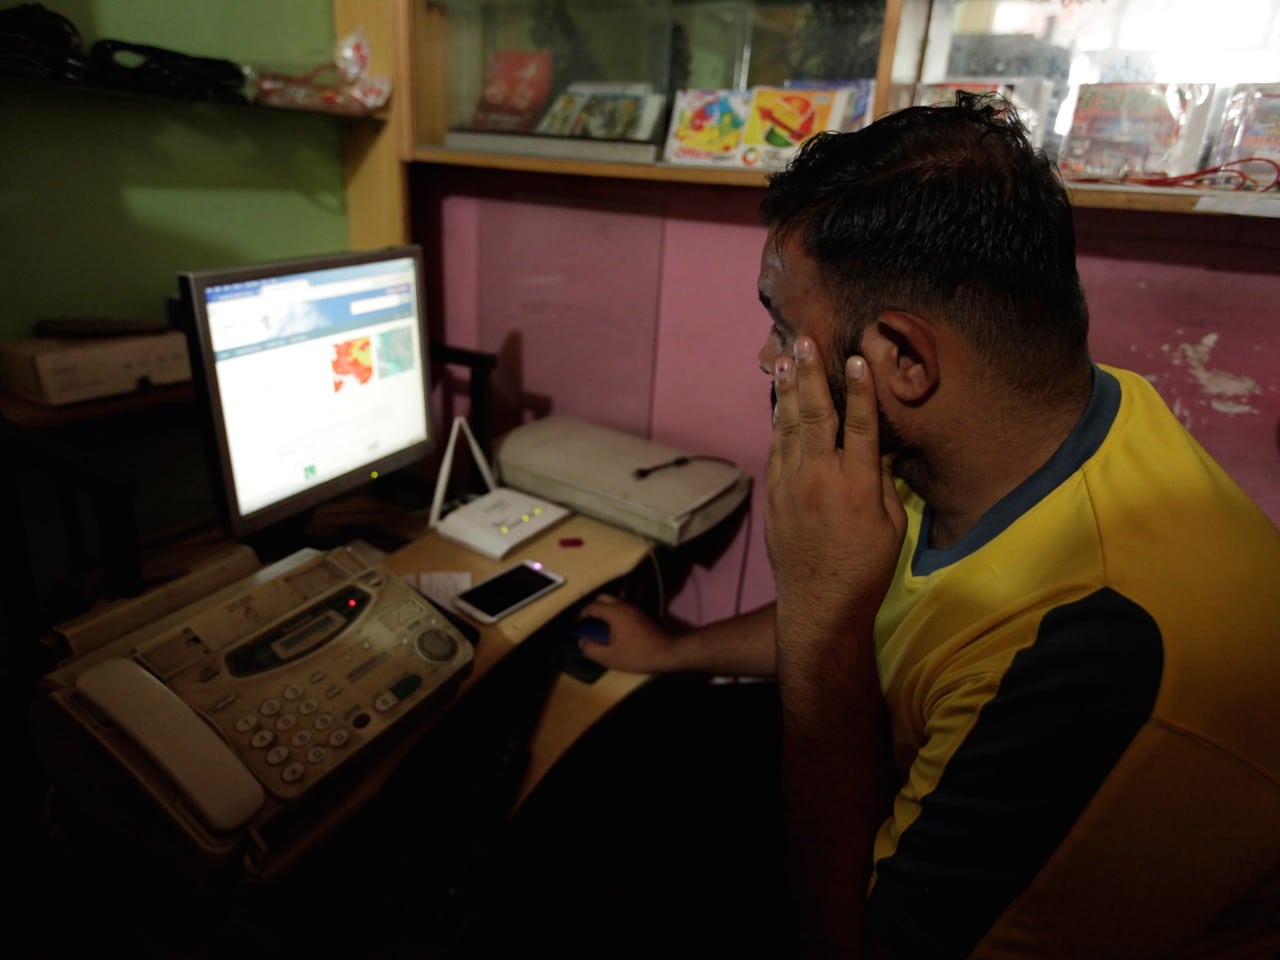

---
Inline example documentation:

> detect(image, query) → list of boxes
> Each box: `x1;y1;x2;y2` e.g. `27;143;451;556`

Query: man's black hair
760;92;1090;399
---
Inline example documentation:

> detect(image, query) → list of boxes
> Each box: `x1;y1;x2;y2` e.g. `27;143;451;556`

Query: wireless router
429;415;571;560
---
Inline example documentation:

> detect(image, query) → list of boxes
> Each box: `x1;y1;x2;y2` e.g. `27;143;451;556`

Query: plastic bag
250;26;390;116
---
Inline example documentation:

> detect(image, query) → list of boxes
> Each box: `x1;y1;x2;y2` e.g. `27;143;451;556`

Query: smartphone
451;560;566;624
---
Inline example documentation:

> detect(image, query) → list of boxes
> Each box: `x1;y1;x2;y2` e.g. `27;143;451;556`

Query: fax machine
35;545;474;877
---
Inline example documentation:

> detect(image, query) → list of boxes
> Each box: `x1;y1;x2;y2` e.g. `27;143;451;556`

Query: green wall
3;1;357;621
0;0;348;337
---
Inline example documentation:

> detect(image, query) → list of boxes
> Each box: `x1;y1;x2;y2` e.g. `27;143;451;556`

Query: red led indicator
348;598;357;608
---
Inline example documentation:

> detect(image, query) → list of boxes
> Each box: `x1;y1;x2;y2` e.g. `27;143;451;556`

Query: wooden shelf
410;145;769;186
9;73;386;124
1065;184;1280;217
0;383;195;430
409;145;1280;214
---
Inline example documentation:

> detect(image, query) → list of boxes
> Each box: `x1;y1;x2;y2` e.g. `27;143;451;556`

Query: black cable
632;454;738;480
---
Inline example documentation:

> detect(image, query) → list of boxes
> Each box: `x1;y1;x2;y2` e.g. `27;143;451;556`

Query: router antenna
428;415;498;530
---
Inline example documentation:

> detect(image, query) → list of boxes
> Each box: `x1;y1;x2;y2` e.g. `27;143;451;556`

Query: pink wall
422;171;1280;627
648;215;775;624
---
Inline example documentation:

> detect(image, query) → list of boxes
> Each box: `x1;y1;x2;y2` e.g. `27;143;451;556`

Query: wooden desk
382;512;656;805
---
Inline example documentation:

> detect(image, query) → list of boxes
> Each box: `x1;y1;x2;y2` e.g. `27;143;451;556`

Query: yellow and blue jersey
868;365;1280;959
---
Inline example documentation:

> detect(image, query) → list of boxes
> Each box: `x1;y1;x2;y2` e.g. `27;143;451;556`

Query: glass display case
915;0;1280;192
435;0;889;167
373;0;1280;207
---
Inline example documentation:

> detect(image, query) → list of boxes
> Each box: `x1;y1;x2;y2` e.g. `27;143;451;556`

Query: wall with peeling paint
1077;209;1279;526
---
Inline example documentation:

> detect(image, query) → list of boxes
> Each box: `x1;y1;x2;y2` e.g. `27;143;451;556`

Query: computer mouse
573;616;611;645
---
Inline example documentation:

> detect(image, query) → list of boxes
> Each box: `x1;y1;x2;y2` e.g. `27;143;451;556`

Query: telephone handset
74;657;265;833
39;546;475;868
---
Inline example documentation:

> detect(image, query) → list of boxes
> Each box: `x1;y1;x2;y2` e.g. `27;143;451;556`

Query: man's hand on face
765;336;907;645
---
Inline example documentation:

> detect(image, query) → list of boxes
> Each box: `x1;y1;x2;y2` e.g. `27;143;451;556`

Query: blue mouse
573;616;611;644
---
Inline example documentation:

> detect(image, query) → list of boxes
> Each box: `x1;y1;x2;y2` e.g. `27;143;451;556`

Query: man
457;95;1280;959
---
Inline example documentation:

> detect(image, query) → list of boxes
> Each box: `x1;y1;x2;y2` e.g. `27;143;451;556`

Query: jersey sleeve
868;587;1164;959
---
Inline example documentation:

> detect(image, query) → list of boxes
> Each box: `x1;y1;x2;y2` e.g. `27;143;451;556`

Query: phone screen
453;561;565;623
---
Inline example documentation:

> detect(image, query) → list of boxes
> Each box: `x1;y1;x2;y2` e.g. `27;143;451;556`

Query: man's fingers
793;337;840;455
767;353;797;482
841;355;882;473
771;336;840;465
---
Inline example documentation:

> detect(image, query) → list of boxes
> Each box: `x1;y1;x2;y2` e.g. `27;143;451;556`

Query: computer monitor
179;245;433;542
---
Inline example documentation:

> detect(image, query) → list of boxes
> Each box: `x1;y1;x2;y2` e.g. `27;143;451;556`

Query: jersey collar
912;366;1121;576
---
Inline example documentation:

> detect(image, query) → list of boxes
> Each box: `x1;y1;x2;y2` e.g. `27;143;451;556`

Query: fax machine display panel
134;551;473;803
225;584;371;676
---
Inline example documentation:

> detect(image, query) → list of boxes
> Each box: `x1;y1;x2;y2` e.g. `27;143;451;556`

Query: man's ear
861;310;939;404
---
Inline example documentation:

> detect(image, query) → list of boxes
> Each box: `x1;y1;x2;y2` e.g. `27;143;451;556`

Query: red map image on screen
331;336;373;392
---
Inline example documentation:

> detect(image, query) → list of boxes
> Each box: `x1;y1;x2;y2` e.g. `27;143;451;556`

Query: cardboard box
0;331;191;406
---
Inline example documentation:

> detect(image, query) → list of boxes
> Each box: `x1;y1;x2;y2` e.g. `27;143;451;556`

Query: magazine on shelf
469;49;553;134
536;82;666;142
1212;83;1280;168
1058;82;1216;180
736;86;852;170
535;87;587;136
913;78;1054;147
784;78;877;132
662;88;753;165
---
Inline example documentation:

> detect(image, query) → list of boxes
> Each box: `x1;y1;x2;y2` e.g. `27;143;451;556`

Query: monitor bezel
179;244;434;540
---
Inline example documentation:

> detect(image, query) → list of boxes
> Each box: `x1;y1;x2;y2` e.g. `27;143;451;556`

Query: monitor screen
180;245;433;539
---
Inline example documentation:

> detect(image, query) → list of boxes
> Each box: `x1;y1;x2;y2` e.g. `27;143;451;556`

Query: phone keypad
225;679;362;796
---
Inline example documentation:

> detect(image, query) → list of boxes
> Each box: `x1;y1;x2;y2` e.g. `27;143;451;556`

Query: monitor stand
367;464;439;512
240;511;316;564
242;511;407;564
242;456;496;564
282;476;433;559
